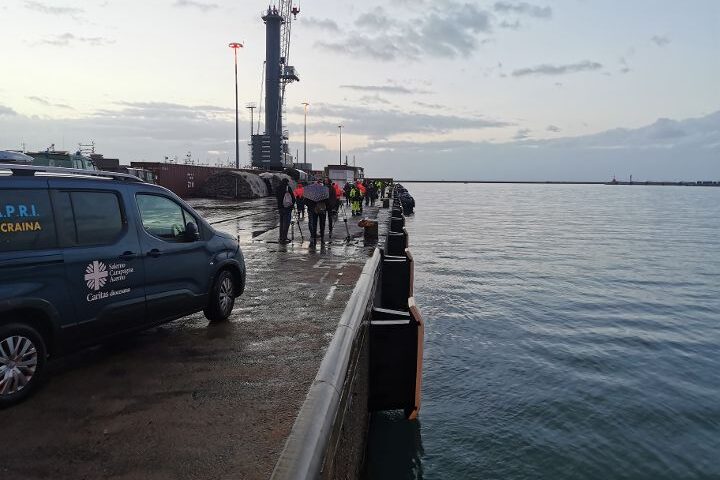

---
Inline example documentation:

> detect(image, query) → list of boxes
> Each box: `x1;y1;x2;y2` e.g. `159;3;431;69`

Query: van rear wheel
204;270;236;322
0;323;47;408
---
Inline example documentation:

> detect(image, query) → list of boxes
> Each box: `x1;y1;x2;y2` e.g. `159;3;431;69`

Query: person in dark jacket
304;180;329;244
368;182;378;206
276;178;295;244
324;178;338;237
343;182;352;206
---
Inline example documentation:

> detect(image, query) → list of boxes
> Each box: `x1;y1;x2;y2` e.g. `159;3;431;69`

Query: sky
0;0;718;180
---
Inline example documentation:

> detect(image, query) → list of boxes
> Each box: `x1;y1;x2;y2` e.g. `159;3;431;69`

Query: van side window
53;191;123;246
0;189;57;252
136;194;193;242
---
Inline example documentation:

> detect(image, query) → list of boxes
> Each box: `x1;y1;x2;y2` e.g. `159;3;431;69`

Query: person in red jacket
294;183;305;218
356;181;366;214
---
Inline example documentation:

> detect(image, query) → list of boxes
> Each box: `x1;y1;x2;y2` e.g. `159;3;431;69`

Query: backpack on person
283;190;293;208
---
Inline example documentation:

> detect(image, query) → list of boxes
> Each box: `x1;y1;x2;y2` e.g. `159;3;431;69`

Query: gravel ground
1;197;382;480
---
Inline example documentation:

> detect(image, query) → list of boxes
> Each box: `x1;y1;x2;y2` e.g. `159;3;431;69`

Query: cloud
2;105;718;180
651;35;671;47
288;103;513;138
106;101;233;120
339;84;430;95
493;1;552;18
499;20;521;30
546;125;561;133
173;0;218;13
513;128;531;140
27;96;74;110
316;1;493;61
512;60;603;77
413;101;447;110
0;105;18;116
24;1;83;16
0;101;246;165
528;112;720;150
302;17;340;31
618;57;631;74
351;111;720;181
359;95;391;105
36;33;115;47
355;7;394;30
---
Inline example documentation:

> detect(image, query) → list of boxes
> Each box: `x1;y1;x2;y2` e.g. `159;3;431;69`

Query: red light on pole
229;42;244;170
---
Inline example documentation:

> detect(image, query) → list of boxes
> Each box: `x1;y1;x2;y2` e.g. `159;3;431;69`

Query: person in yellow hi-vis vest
349;185;361;216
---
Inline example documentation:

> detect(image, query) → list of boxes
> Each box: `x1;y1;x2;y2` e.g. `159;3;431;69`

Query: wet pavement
1;197;385;480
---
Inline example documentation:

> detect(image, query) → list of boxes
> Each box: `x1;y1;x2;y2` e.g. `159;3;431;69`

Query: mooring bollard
390;215;405;233
387;230;408;256
359;218;379;242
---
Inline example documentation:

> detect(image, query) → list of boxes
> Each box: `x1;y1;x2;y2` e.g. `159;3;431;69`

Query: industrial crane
279;0;301;128
251;1;300;169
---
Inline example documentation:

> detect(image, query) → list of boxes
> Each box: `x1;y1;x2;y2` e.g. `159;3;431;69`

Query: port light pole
302;102;310;166
246;103;256;140
229;42;244;169
338;124;343;165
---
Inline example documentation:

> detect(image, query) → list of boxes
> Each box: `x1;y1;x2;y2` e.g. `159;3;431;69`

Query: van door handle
147;249;162;258
119;251;136;261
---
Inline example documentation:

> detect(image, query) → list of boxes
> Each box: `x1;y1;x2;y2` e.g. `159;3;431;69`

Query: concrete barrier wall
271;249;382;480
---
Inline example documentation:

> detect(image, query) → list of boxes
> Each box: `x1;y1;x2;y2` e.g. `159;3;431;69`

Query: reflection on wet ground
1;197;385;480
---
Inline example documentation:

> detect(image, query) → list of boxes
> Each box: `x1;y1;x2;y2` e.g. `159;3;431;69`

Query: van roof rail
0;163;144;183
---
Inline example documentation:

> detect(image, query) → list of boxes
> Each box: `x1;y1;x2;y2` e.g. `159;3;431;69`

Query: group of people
276;177;390;244
344;179;387;216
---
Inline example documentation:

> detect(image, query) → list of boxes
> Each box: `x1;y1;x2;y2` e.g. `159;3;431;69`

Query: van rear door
0;181;74;340
49;181;147;344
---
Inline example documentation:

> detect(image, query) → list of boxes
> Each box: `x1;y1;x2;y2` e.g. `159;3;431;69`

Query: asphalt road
1;197;382;480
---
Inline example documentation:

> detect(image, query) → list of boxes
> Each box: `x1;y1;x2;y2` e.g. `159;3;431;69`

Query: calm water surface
366;183;720;480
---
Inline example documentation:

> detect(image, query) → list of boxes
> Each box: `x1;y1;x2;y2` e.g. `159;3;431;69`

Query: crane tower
251;1;300;169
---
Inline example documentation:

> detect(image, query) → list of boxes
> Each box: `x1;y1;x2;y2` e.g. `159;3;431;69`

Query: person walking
304;194;317;242
305;180;329;244
294;182;305;218
276;178;295;244
343;182;352;206
369;182;378;206
349;184;361;216
356;180;366;214
333;182;343;207
323;178;338;238
363;180;372;207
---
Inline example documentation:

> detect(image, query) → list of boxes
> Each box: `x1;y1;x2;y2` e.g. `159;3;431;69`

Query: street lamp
246;103;256;140
302;102;310;166
229;42;244;169
338;124;343;165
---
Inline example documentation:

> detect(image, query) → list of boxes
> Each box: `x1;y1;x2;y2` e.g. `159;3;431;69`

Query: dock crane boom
278;1;300;137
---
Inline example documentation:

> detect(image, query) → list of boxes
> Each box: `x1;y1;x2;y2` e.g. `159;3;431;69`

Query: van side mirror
185;222;200;242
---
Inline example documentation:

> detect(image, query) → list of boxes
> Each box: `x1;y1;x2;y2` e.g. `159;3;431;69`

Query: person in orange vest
356;181;366;214
294;182;305;218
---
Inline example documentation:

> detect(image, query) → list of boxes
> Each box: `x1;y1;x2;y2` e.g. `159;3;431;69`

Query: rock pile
201;171;270;199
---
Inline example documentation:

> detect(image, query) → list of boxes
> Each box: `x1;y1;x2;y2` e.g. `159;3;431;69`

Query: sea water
365;183;720;480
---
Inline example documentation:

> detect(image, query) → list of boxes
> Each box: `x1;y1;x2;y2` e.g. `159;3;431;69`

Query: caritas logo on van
84;260;134;302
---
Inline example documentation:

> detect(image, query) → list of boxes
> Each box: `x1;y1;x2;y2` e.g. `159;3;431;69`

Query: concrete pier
1;197;386;480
